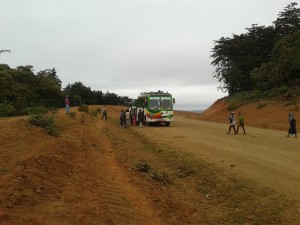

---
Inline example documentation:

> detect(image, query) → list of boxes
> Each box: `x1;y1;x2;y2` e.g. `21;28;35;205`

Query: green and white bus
133;90;175;126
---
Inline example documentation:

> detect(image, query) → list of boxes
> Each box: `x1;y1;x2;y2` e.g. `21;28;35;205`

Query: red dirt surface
0;100;299;225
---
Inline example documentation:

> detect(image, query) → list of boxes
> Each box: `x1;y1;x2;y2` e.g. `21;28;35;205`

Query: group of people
65;96;147;128
227;111;246;135
120;108;144;128
227;111;297;137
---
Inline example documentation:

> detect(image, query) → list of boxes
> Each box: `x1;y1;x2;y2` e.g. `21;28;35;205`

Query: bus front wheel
165;122;170;127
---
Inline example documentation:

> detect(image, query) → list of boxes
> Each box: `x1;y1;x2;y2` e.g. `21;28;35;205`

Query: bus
133;90;175;126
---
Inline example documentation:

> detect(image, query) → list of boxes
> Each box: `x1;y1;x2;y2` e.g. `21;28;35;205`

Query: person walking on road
227;112;237;134
237;112;246;135
101;105;107;120
287;113;297;138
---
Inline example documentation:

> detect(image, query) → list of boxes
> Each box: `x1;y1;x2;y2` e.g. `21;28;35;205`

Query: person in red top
65;96;70;113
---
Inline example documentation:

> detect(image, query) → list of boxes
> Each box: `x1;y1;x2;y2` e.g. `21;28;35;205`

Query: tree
211;25;276;94
0;64;132;116
36;68;64;107
250;32;300;89
274;2;300;38
0;64;14;103
63;82;93;106
103;91;119;105
211;2;300;95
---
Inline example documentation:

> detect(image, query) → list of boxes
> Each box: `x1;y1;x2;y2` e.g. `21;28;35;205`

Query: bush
134;160;150;173
0;103;16;117
149;170;170;184
267;87;288;98
29;114;60;136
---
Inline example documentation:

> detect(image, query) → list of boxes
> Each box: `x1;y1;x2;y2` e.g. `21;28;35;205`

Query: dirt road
141;115;300;199
0;106;299;225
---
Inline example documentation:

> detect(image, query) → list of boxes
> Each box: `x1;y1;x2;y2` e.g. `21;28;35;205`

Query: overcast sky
1;0;296;110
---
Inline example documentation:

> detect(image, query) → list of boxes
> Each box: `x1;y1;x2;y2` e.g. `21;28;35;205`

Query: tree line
211;2;300;95
0;63;132;117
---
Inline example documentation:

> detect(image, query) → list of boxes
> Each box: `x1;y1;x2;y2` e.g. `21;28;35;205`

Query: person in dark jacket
287;113;297;138
120;110;125;127
137;109;144;128
101;105;107;120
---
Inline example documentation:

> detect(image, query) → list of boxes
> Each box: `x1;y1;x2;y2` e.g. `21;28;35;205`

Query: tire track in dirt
74;113;163;225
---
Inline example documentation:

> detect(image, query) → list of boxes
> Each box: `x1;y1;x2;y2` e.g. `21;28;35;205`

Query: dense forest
0;62;132;117
211;2;300;95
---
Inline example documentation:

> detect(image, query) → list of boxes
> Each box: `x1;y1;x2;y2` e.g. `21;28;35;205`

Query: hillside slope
197;97;299;131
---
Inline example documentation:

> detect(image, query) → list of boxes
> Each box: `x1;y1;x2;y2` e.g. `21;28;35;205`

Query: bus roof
139;90;172;97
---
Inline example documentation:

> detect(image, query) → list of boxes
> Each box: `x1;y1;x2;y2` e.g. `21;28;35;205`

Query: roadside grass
67;112;76;118
89;107;101;117
78;105;89;112
103;118;292;225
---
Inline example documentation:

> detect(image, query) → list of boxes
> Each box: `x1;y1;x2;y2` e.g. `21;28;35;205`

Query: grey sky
1;0;295;110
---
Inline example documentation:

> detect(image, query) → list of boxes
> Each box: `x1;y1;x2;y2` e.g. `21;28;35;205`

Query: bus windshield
149;97;172;109
149;97;160;109
160;97;172;109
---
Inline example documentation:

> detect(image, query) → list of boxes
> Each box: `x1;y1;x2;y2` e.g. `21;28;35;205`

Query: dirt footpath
0;106;300;225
